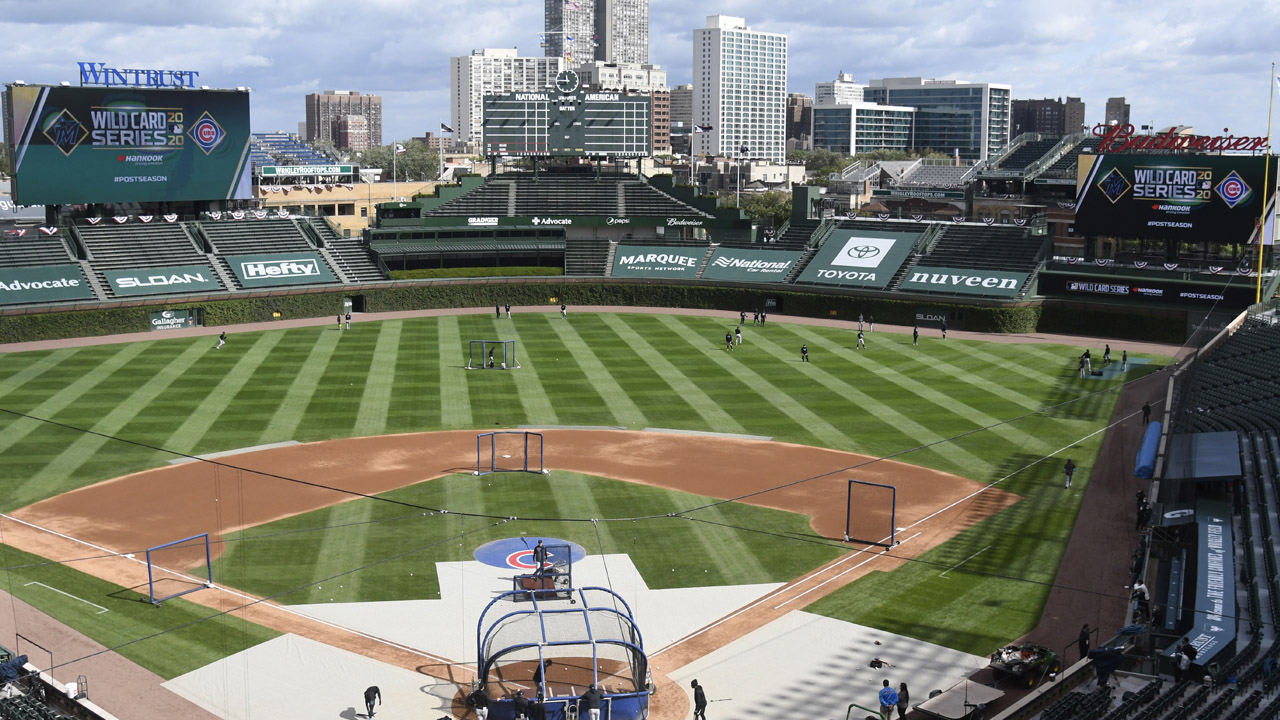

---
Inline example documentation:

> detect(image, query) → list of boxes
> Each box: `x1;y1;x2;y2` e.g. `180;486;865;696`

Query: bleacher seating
250;133;334;169
0;234;76;267
302;217;387;283
917;224;1043;273
1176;319;1280;434
421;173;714;221
200;218;315;255
0;692;63;720
995;138;1060;171
76;223;206;270
897;163;969;187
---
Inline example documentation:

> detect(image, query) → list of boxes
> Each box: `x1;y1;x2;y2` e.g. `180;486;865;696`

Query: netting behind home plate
477;586;650;720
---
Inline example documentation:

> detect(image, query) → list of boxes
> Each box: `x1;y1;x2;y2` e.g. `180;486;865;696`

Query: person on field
896;683;909;719
1064;458;1076;488
533;658;553;688
1079;625;1090;661
215;331;226;350
912;324;919;346
506;303;511;319
940;318;947;339
691;679;707;720
470;685;490;720
1082;348;1092;374
740;310;746;326
513;690;529;720
1122;349;1128;371
532;540;547;576
1103;344;1111;365
579;684;604;720
496;304;502;319
753;309;760;326
857;330;866;350
345;311;351;330
1143;401;1151;424
869;313;875;332
337;314;342;329
725;331;734;352
363;685;381;718
801;343;809;362
735;326;743;345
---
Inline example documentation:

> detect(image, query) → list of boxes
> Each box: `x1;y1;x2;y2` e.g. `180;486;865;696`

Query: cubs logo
1214;170;1251;209
187;112;226;154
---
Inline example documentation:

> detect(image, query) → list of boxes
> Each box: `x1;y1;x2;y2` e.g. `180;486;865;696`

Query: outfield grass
0;544;278;679
199;471;846;604
0;312;1164;669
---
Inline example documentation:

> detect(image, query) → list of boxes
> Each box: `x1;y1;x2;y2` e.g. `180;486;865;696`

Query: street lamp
736;143;749;208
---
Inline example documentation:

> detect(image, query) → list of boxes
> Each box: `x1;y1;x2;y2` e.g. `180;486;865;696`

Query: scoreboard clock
482;85;652;159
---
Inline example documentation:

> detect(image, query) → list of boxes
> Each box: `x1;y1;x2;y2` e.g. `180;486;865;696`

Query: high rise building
595;0;649;64
815;73;865;107
545;0;649;65
692;15;787;163
812;103;915;155
786;93;813;152
334;115;371;152
864;77;1010;161
576;61;670;155
670;84;693;127
1105;97;1131;127
1011;96;1088;137
1065;97;1086;135
450;48;564;148
305;90;383;148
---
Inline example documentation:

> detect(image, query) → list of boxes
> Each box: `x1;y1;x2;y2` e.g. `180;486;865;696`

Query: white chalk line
24;581;109;614
939;546;992;579
0;513;468;670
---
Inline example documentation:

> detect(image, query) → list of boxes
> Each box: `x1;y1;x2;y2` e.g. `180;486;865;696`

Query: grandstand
993;138;1060;171
73;222;228;299
1176;317;1280;433
896;162;971;187
250;132;335;169
0;231;77;268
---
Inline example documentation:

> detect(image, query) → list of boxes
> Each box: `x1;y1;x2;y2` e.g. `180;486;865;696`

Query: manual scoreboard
482;70;651;158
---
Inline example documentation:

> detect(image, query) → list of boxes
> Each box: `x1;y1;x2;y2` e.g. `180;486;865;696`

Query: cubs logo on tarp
187;112;227;154
473;537;588;570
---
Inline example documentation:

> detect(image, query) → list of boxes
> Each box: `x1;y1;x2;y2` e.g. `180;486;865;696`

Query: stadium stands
302;217;387;283
0;233;77;267
250;133;334;169
994;138;1060;171
1177;318;1280;433
896;162;970;188
200;218;315;255
921;224;1042;272
75;222;208;269
0;691;64;720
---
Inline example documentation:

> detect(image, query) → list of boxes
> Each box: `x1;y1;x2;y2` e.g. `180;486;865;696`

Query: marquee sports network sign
4;84;252;205
224;253;338;288
796;230;918;289
700;248;802;283
611;245;703;278
1074;154;1276;241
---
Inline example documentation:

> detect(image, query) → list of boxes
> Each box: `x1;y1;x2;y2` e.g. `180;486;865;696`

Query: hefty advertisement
225;253;337;288
795;230;918;289
5;84;251;205
1074;154;1276;241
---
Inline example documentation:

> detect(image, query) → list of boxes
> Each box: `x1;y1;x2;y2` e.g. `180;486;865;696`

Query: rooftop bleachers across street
996;138;1059;171
0;234;76;267
919;224;1041;273
250;132;334;168
200;218;315;255
423;173;713;220
897;163;969;187
77;222;206;270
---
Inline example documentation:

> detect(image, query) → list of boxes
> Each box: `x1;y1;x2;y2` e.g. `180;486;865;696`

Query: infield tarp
795;229;918;289
6;84;252;205
105;264;224;296
225;252;337;288
700;248;802;283
0;264;96;304
1134;421;1161;479
611;245;704;278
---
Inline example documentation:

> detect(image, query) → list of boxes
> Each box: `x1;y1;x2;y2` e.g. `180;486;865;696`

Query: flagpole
439;120;445;181
392;141;398;201
1258;61;1275;304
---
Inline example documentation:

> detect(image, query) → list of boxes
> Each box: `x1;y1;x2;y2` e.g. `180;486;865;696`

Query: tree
355;140;441;181
725;191;792;230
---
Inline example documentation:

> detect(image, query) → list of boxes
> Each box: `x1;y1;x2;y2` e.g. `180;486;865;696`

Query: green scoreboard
482;70;651;158
3;84;252;205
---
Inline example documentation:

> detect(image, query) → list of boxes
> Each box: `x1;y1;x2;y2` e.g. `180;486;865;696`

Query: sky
2;0;1279;145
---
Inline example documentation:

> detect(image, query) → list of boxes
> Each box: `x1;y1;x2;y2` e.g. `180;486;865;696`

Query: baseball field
0;309;1164;692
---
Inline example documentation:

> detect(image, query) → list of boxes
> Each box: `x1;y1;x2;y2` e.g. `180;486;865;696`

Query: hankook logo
830;237;897;269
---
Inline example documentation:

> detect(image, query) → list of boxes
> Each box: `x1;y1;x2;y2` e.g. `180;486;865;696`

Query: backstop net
146;533;213;605
476;431;546;475
477;586;650;720
845;479;897;547
467;340;520;370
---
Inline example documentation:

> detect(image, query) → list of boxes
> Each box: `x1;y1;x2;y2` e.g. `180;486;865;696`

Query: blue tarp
1135;421;1162;478
0;654;28;682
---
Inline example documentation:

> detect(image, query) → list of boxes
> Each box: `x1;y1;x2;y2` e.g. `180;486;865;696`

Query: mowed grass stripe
750;326;986;467
161;332;285;454
963;343;1069;385
437;317;472;428
546;316;645;427
494;317;560;425
352;320;403;437
0;348;78;400
16;339;217;501
598;314;746;433
300;499;375;603
260;329;344;441
0;343;151;457
872;339;1049;413
660;315;852;448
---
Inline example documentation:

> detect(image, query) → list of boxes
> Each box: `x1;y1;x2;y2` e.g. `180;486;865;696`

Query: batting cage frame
146;532;213;606
844;479;897;547
467;340;521;370
476;431;547;475
476;586;651;720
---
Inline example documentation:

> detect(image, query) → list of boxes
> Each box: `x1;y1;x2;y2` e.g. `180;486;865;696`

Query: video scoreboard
482;71;651;158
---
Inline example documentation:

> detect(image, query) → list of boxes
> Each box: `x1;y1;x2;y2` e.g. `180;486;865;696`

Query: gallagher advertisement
4;84;252;205
1074;153;1276;241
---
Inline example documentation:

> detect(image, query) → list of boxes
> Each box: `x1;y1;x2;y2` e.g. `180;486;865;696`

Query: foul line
24;581;108;614
939;546;991;579
0;513;468;671
776;532;922;609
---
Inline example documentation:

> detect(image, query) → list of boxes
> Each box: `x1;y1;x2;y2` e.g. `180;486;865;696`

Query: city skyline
1;1;1278;149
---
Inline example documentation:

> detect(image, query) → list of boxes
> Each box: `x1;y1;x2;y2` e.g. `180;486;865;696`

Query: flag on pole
440;122;454;133
693;125;708;134
394;143;407;154
1275;74;1280;91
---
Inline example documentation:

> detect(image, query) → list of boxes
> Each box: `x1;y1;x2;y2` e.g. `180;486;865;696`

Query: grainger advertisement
1074;154;1276;241
5;84;252;205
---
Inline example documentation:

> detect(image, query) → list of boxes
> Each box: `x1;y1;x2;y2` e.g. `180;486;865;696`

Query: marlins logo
187;111;226;154
1095;167;1131;204
42;109;89;156
1214;170;1251;209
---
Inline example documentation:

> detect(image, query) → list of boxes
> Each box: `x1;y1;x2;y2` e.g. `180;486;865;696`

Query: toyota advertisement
1074;154;1276;241
4;84;252;205
796;230;917;288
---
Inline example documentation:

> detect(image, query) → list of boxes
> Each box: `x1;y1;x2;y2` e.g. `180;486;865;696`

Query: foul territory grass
0;311;1166;666
199;472;845;604
0;544;277;679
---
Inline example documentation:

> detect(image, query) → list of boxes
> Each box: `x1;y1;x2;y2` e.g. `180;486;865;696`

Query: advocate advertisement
1074;154;1276;241
795;230;918;289
0;264;96;304
5;84;252;205
611;245;703;278
700;248;802;283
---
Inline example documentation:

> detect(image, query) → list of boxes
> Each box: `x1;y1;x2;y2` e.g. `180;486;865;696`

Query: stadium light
59;81;70;87
200;85;210;90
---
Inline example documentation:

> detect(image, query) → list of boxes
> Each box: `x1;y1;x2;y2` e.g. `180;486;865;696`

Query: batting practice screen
845;479;897;547
483;90;651;158
3;84;252;205
1073;154;1277;241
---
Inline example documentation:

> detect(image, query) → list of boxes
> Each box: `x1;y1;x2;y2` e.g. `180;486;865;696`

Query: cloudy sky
3;0;1279;144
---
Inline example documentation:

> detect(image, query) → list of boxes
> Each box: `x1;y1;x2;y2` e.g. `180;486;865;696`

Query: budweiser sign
1092;124;1267;153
